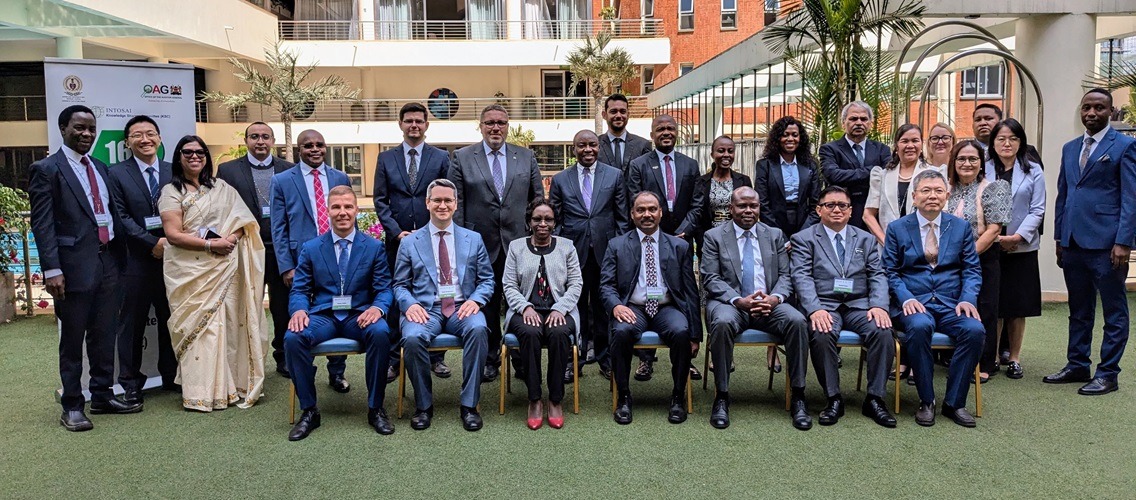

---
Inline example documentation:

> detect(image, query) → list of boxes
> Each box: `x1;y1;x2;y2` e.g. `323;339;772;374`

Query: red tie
438;231;456;317
664;155;676;208
81;156;109;244
311;169;329;234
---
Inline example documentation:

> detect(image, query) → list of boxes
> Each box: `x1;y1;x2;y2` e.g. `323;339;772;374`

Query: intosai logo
63;75;83;96
141;84;183;97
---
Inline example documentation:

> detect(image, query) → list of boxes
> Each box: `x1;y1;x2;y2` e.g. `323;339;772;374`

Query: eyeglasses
300;142;326;149
955;156;982;165
917;187;947;196
128;131;159;140
994;136;1021;144
247;133;272;141
929;135;953;143
530;217;555;224
429;197;456;205
819;202;852;211
180;149;206;158
481;120;508;128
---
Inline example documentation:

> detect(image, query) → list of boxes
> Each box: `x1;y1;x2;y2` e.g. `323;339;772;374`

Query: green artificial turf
1;298;1134;498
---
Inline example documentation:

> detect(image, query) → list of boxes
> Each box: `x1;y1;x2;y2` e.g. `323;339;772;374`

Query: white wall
283;38;670;67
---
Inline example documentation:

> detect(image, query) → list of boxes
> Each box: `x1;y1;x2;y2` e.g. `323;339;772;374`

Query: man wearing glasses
449;105;544;382
819;102;892;229
790;186;896;428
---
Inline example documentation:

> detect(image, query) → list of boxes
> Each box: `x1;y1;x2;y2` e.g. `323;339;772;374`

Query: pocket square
1099;153;1111;163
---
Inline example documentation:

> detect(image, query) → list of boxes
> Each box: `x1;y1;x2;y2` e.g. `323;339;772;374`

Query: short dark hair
974;103;1003;120
525;196;556;225
400;102;429;122
604;93;629;111
817;185;851;204
244;122;272;136
124;115;160;137
170;135;215;193
1084;87;1113;104
633;190;662;207
58;105;94;130
426;178;457;199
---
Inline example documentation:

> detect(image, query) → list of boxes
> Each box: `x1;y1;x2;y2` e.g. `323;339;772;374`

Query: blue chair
498;333;580;415
835;330;902;413
396;334;470;418
894;331;984;417
610;331;693;413
288;338;364;424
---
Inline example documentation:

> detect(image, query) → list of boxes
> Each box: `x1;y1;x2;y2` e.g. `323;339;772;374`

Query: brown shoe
915;401;935;427
942;405;976;427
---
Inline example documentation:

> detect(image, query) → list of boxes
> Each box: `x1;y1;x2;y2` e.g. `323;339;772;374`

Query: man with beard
819;101;891;229
597;94;652;174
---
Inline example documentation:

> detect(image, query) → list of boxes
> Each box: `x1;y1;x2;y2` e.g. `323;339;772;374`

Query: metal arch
917;48;1045;154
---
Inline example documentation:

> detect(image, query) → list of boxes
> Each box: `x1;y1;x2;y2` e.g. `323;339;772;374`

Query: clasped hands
288;306;385;333
733;291;780;317
206;233;240;256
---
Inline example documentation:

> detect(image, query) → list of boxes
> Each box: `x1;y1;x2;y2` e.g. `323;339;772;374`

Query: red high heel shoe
527;401;543;430
548;402;564;429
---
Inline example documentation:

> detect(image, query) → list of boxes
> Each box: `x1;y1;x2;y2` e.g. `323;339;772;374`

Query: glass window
642;0;654;17
960;65;1004;98
679;0;693;31
680;63;694;76
641;66;655;95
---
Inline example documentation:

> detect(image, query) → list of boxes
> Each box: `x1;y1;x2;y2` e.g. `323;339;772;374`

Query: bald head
650;114;678;153
297;129;327;167
573;129;600;167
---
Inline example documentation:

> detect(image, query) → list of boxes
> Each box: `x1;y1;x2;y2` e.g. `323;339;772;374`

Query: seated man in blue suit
883;170;984;428
393;178;494;432
284;186;394;441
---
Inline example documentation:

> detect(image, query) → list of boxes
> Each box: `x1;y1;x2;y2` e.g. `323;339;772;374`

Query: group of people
28;88;1134;440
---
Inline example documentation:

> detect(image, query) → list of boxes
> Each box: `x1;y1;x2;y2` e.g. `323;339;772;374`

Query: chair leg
610;372;616;412
893;339;901;414
686;370;693;413
702;347;709;391
505;347;512;394
766;350;775;392
784;361;791;411
974;363;983;417
856;347;866;392
499;345;507;416
397;347;406;419
572;345;579;415
289;381;296;425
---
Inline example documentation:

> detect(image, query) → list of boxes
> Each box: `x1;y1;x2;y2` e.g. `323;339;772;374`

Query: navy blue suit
883;212;984;409
1054;127;1136;379
819;137;891;229
284;231;394;411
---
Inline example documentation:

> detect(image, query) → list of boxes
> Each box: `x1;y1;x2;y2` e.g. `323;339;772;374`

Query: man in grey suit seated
701;187;811;430
393;179;495;432
790;186;896;428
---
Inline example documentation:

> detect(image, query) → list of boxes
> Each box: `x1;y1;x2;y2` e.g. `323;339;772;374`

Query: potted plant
355;210;385;242
0;185;30;322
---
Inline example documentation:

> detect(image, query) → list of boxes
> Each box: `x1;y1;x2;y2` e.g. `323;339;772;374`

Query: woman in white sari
158;135;267;412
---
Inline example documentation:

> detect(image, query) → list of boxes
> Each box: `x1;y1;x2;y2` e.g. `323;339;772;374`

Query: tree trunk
282;117;294;163
594;96;604;135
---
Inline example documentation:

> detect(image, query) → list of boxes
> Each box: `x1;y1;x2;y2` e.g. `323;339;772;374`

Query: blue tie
741;230;755;296
834;233;846;272
145;167;159;209
335;238;349;320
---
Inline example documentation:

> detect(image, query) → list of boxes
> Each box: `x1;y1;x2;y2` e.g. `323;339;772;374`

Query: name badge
261;205;271;218
645;286;667;300
144;216;162;230
833;278;855;294
332;295;352;310
95;213;112;227
438;284;457;299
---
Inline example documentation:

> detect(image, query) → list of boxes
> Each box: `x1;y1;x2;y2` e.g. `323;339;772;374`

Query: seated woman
502;198;582;430
158;135;267;412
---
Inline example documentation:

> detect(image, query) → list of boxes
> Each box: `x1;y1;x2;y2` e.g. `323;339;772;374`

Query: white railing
279;19;664;41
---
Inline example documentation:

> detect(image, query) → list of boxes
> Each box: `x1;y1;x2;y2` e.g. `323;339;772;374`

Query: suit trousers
707;301;809;393
264;244;291;367
809;306;894;399
1062;243;1130;379
401;304;489;410
385;242;445;369
284;311;392;410
507;313;573;402
610;303;691;396
897;301;985;409
116;263;176;393
976;249;1002;374
577;251;609;367
57;251;119;410
485;253;508;365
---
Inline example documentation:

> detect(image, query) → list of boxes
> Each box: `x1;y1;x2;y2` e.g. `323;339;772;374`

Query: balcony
279;19;664;41
0;96;47;122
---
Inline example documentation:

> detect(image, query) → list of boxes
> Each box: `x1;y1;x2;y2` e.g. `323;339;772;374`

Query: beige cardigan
865;161;946;230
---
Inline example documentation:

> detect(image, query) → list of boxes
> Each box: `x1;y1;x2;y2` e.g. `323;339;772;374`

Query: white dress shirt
630;228;670;305
1080;124;1111;161
301;162;330;226
246;152;272;167
134;155;160;196
403;142;424;175
822;224;850;270
607;131;628;161
46;146;116;279
916;211;942;247
655;150;677;207
733;222;770;299
428;223;464;302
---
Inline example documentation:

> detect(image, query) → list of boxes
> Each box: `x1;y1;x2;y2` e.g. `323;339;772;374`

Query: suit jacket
288;231;393;317
450;141;543;262
269;163;351;273
598;132;653;174
601;230;702;341
984;159;1046;252
1054;127;1136;250
866;162;945;231
627;150;701;236
687;170;752;246
393;224;495;312
372;143;451;239
501;236;583;329
820;137;891;228
882;212;981;317
548;162;628;263
28;150;126;292
754;157;821;233
700;221;793;306
217;155;293;246
107;158;172;276
789;223;888;316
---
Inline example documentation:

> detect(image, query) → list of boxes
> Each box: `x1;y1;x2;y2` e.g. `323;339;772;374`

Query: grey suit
790;223;894;399
598;132;653;174
700;221;809;393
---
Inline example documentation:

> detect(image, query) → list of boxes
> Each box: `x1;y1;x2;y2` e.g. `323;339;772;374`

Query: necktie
145;166;160;211
834;233;846;272
438;231;456;318
490;150;505;199
82;157;109;244
853;143;865;167
335;238;350;320
311;169;329;234
741;230;755;296
924;222;939;268
407;149;419;188
663;155;676;208
1079;136;1095;170
644;235;659;318
613;138;623;163
581;166;593;212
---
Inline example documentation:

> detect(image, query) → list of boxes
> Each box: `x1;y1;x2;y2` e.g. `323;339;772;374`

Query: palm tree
200;41;360;162
1085;59;1136;127
566;30;638;134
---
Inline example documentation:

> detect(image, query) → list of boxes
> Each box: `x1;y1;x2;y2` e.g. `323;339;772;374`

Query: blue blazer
1054;127;1136;250
270;164;351;273
392;224;495;312
288;231;393;317
372;144;451;238
882;212;982;317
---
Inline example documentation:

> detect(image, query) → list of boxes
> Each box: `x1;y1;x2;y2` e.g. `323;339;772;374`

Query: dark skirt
999;250;1042;318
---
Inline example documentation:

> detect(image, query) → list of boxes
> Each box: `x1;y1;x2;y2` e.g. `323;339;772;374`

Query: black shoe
161;382;182;392
90;397;143;415
514;365;527;381
999;350;1011;366
941;405;976;427
906;376;916;386
123;390;144;406
710;397;729;429
60;410;93;432
276;364;290;378
915;401;936;427
613;394;633;425
1078;377;1119;396
790;398;812;430
563;365;575;384
634;360;653;381
667;395;687;424
460;406;483;431
288;408;321;441
386;365;398;383
689;366;702;381
432;361;452;379
862;397;897;428
368;408;395;435
599;364;612;381
410;406;433;430
1006;361;1024;380
329;375;350;393
1043;367;1092;384
481;364;499;383
818;397;844;426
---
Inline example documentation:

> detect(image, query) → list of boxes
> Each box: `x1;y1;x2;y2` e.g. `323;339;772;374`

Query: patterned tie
490;150;505;199
438;231;456;318
663;155;676;209
311;168;330;235
145;166;160;210
407;148;419;188
335;238;350;320
613;138;623;163
1079;136;1095;170
834;233;846;272
581;166;593;212
741;230;755;296
924;222;939;268
81;156;109;244
644;234;659;318
853;143;865;167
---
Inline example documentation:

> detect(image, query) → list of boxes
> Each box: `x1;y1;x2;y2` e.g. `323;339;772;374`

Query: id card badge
144;216;162;230
332;295;352;310
438;284;457;300
261;205;271;218
95;213;112;227
833;278;855;294
645;286;667;301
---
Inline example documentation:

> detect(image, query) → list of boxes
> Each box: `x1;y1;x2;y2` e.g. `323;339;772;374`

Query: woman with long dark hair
863;123;945;246
755;116;821;236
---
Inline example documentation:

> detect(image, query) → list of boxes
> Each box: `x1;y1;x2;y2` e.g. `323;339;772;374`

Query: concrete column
506;0;522;40
358;0;376;40
1014;13;1096;298
55;37;83;59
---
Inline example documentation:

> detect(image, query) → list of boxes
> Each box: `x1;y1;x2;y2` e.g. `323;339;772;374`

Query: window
642;0;653;18
960;65;1003;98
641;66;655;95
764;0;779;13
721;0;736;29
679;63;694;76
678;0;693;31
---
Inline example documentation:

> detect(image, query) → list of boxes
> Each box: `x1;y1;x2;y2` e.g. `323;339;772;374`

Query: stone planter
0;272;15;323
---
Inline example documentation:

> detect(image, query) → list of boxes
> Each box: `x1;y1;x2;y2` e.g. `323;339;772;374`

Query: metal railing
675;139;766;178
279;19;664;41
0;96;47;122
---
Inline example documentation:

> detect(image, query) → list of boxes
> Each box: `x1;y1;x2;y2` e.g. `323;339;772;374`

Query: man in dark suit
373;103;453;382
597;93;653;174
701;186;811;430
818;101;891;229
602;191;701;425
883;170;985;427
1046;88;1136;396
285;187;395;441
29;105;140;431
790;186;896;428
270;129;353;392
107;115;176;405
217;122;292;376
449;104;543;382
549;129;628;381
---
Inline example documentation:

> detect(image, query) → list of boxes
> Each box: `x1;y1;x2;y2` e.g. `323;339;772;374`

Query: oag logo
141;84;183;97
